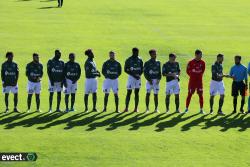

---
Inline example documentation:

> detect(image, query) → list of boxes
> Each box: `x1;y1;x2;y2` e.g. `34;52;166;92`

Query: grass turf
0;0;249;166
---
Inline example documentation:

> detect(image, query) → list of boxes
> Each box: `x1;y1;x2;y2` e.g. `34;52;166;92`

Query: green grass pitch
0;0;249;166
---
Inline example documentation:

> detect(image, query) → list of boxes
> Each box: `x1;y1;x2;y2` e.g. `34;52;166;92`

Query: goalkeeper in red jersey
184;49;206;114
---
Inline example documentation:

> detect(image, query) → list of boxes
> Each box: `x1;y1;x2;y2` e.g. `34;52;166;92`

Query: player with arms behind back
124;47;143;113
102;51;122;113
185;49;206;114
1;52;19;113
144;49;161;113
26;53;43;112
47;50;65;113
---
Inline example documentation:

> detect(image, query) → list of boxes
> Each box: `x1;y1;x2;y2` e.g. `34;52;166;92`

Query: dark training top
124;55;143;77
162;61;181;82
143;58;161;81
64;61;81;82
1;61;19;86
84;57;99;78
211;62;223;81
47;58;65;82
26;61;43;83
102;59;122;79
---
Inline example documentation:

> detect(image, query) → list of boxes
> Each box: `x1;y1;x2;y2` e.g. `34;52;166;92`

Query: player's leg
27;94;33;112
185;89;194;113
114;93;119;113
4;93;9;113
209;96;214;114
103;93;109;112
49;92;54;112
134;88;140;112
70;93;76;111
239;82;246;113
165;94;170;113
145;93;150;112
13;93;19;112
35;94;40;112
231;82;238;113
218;95;225;115
58;0;60;7
198;90;204;114
248;96;250;113
65;94;69;112
124;89;132;112
175;94;180;113
153;80;159;113
154;94;158;113
84;94;89;112
56;91;62;112
92;93;97;111
61;0;63;7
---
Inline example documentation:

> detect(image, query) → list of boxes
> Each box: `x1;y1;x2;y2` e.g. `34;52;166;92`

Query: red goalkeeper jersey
186;59;206;85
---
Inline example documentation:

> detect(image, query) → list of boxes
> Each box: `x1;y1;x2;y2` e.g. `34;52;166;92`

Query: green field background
0;0;249;166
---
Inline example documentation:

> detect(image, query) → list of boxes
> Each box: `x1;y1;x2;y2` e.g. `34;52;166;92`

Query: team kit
1;48;250;115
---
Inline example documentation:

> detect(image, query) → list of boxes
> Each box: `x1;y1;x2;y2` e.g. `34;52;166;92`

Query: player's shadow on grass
37;111;92;130
86;112;130;131
0;112;14;120
181;114;209;131
129;112;177;131
0;112;35;127
106;112;152;131
64;112;115;130
155;113;199;132
202;113;249;132
38;6;58;9
4;112;66;129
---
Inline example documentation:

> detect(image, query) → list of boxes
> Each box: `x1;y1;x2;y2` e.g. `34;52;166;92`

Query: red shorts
188;81;203;94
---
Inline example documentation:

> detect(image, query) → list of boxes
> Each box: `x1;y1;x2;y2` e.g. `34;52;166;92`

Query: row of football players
1;48;250;114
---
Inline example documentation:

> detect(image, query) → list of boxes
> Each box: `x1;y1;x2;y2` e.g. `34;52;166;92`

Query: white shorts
166;79;180;95
210;80;225;96
64;79;77;94
126;75;141;90
48;81;63;93
27;81;41;94
146;79;160;94
85;78;97;94
103;78;119;94
3;85;18;94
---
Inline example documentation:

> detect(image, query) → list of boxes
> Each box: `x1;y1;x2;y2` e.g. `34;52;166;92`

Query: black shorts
231;81;246;96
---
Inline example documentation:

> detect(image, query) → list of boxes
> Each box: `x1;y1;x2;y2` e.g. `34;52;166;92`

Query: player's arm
15;64;19;85
47;60;54;84
77;64;81;81
158;62;162;80
1;64;5;86
229;67;235;80
139;59;144;76
201;61;205;74
124;59;132;76
244;67;248;89
143;62;151;82
118;62;122;77
40;64;44;79
101;62;107;78
186;61;191;76
248;63;250;76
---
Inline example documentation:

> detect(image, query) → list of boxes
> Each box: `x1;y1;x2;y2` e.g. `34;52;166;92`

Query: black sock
5;93;9;109
175;95;180;111
210;96;214;111
104;93;109;110
219;97;224;111
134;89;139;110
84;94;89;110
27;94;32;110
65;94;69;110
145;93;150;109
233;97;237;111
240;97;245;111
49;92;54;109
114;94;119;111
71;93;75;109
125;90;132;109
14;93;18;109
154;94;158;110
35;94;40;110
57;92;61;110
93;93;97;110
165;95;170;110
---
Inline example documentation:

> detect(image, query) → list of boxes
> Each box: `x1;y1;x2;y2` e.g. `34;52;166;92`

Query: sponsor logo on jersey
52;68;63;73
5;71;16;76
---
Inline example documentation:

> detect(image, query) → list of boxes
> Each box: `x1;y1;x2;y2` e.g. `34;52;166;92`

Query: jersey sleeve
101;62;107;78
40;64;44;78
186;61;192;76
26;64;29;77
202;61;206;74
140;59;144;75
1;64;4;81
118;62;122;76
158;62;162;80
143;62;150;81
248;63;250;75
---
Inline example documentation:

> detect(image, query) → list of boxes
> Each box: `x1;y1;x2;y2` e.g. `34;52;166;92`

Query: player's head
85;49;94;58
149;49;156;59
69;53;75;62
169;53;176;62
234;55;241;65
132;47;139;57
6;52;13;62
55;49;61;60
33;53;39;63
217;54;224;64
109;51;115;60
195;49;202;60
